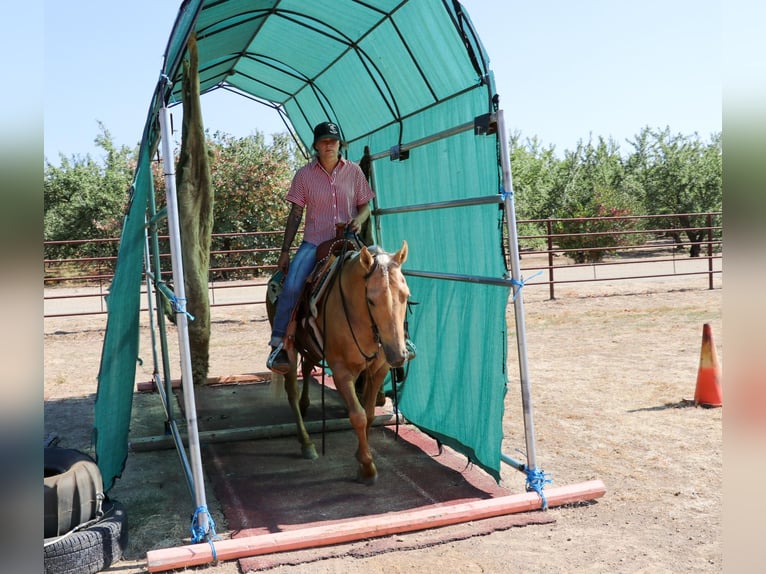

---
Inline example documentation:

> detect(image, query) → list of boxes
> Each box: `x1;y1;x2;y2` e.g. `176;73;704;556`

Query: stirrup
267;342;290;374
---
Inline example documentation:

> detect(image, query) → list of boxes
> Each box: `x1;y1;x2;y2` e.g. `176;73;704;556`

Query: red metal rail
44;213;721;317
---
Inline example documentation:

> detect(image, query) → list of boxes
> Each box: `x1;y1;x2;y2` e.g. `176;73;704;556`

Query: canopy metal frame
141;108;543;542
102;0;549;543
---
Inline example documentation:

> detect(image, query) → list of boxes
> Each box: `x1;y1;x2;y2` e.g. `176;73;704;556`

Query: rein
318;239;379;454
336;247;381;363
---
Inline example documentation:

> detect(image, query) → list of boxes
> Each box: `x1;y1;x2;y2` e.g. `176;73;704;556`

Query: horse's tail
271;372;285;398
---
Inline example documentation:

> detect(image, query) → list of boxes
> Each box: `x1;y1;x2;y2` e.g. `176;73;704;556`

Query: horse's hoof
356;465;378;486
302;444;319;460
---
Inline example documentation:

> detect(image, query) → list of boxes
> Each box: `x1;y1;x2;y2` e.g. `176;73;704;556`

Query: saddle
277;232;364;365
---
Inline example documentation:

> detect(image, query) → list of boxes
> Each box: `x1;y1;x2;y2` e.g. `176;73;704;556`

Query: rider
267;121;376;374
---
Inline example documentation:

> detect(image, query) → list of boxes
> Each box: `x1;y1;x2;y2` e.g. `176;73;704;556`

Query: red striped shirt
285;157;376;245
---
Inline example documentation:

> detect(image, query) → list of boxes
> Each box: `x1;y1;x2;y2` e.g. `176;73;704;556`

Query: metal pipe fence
44;212;722;318
512;212;721;299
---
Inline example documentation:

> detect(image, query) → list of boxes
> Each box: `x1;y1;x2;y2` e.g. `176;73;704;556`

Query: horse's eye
367;298;375;307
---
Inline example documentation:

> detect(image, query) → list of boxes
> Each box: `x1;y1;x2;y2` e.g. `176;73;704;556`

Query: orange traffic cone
694;323;722;407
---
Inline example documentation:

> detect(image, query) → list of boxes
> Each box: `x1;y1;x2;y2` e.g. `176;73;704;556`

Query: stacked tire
44;448;128;574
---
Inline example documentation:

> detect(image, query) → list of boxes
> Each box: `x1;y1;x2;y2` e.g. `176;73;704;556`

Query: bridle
335;249;382;363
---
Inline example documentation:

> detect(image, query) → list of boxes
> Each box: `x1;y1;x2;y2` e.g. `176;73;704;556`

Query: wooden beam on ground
136;372;274;393
145;480;606;572
129;413;403;451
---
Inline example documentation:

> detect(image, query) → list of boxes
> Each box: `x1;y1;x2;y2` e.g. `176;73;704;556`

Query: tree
509;132;560;220
551;136;642;262
44;123;136;260
508;132;561;252
627;127;722;256
206;130;297;276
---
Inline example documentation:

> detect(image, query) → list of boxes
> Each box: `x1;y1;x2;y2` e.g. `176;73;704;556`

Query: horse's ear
360;245;374;270
393;240;408;265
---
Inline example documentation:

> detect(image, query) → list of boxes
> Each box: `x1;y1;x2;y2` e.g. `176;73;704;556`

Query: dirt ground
44;265;722;573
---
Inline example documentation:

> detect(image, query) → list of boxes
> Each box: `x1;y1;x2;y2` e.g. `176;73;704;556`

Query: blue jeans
270;241;317;344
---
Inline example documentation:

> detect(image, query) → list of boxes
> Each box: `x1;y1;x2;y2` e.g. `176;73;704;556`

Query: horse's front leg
285;362;318;460
299;359;313;417
332;366;377;485
362;364;390;434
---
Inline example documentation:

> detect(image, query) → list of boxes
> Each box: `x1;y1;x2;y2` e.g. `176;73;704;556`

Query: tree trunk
678;215;702;257
177;34;214;385
686;230;703;257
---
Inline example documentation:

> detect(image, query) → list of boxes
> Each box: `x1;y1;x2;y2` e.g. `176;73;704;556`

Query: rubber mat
178;378;553;569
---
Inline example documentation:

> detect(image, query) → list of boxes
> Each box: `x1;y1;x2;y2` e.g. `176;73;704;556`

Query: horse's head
360;241;410;368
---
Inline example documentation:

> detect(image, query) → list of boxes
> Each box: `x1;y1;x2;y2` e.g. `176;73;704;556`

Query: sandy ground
44;261;722;573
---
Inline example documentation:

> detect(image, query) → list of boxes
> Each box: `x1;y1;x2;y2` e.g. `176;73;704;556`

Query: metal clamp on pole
473;112;497;135
389;144;410;161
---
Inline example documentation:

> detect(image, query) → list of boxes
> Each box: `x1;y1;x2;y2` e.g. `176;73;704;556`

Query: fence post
707;212;713;290
546;218;555;300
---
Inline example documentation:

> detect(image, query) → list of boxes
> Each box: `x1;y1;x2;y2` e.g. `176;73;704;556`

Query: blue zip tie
509;271;543;302
525;467;553;510
170;295;195;321
500;186;513;201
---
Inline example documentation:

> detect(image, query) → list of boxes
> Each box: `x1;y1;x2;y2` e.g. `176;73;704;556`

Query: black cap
312;121;343;147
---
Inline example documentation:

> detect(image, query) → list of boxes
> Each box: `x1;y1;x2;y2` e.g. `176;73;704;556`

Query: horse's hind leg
285;364;318;460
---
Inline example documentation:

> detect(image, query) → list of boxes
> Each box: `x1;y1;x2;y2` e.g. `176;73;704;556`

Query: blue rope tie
190;505;219;553
500;186;513;201
170;295;195;321
525;467;553;510
509;271;543;302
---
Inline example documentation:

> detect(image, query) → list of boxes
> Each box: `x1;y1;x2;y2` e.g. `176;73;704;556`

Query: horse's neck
335;257;369;315
321;257;374;340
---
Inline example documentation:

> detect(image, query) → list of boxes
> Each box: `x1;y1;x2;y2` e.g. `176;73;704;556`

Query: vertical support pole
364;145;382;246
146;201;175;427
158;104;209;534
546;218;555;300
496;109;539;475
143;219;161;389
707;212;713;290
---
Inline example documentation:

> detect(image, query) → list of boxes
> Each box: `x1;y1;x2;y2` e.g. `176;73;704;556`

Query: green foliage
151;130;299;278
45;123;300;280
509;127;722;261
45;122;723;276
44;123;136;262
549;136;643;263
508;132;560;251
626;127;722;255
510;132;560;220
554;192;641;263
209;130;297;276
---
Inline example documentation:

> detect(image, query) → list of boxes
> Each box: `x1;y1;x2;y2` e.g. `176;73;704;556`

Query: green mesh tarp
366;124;508;481
95;0;513;489
94;146;154;491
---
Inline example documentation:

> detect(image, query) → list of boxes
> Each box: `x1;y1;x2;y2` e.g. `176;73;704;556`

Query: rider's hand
347;218;361;234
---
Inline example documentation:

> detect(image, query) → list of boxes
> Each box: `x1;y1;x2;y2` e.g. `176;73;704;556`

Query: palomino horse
267;241;410;485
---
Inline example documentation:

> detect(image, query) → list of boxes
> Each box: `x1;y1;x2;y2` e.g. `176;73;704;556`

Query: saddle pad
308;251;353;318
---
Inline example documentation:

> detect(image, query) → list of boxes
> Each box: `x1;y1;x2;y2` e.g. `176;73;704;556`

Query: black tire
44;499;128;574
44;448;103;538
